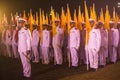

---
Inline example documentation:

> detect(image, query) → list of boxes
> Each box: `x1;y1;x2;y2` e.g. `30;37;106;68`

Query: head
25;24;30;29
18;18;26;29
109;21;115;29
48;25;52;30
42;24;48;30
89;19;95;27
55;20;60;26
81;22;86;29
70;20;75;28
33;24;37;30
97;21;104;29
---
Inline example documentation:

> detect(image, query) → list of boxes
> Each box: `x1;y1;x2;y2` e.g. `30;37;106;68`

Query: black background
0;0;119;21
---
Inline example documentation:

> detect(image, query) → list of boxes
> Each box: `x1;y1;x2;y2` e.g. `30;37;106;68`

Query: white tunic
31;29;40;46
18;27;31;53
88;28;101;52
53;26;64;47
42;29;50;47
70;27;80;49
113;28;119;47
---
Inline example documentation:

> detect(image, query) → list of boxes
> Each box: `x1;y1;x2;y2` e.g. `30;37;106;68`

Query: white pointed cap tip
81;22;85;24
18;18;26;23
70;20;75;23
89;18;94;22
109;21;115;24
54;19;60;22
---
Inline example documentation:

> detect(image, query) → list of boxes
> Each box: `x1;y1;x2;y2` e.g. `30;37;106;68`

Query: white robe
18;27;31;77
70;27;80;67
88;28;101;69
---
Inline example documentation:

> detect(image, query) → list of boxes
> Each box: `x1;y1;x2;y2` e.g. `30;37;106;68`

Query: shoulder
90;29;96;34
21;28;30;34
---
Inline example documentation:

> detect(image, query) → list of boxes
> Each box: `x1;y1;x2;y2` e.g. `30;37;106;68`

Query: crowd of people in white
0;17;120;78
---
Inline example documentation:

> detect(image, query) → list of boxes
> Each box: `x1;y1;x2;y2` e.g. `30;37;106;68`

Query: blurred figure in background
6;25;13;57
53;20;64;65
69;20;80;67
41;24;51;64
31;24;40;63
12;25;19;58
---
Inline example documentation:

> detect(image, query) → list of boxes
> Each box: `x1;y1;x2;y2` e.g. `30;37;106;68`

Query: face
25;25;30;29
82;24;86;29
109;23;114;29
90;21;94;27
18;22;25;28
43;26;46;30
55;22;60;26
96;24;100;29
70;23;75;28
33;26;37;30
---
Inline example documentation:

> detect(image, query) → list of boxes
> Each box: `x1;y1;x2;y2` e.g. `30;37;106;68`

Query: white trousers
98;47;106;66
70;47;78;67
109;46;117;63
19;52;31;77
88;49;98;69
42;47;50;64
32;46;39;62
54;46;63;65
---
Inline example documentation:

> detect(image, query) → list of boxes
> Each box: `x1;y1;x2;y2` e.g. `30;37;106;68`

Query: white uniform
53;26;64;65
99;29;108;66
109;28;119;63
31;29;40;63
70;27;80;67
113;29;119;62
18;27;31;77
12;30;19;58
42;29;51;64
6;29;12;57
88;28;101;69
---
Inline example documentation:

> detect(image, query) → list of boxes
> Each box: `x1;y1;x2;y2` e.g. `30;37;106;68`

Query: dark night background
0;0;120;20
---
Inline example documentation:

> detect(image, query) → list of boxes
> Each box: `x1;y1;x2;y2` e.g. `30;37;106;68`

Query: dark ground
0;56;120;80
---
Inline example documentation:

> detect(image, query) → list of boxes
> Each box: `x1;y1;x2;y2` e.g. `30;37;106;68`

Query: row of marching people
0;25;19;58
0;17;120;78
